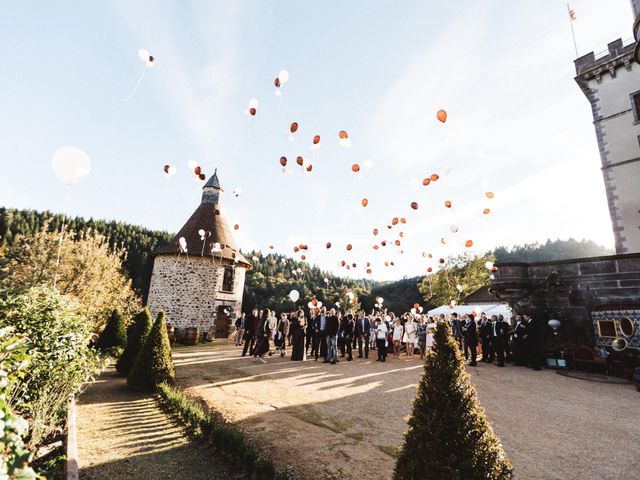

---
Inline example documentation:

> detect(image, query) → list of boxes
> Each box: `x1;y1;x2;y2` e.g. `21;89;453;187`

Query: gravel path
76;367;226;480
174;343;640;480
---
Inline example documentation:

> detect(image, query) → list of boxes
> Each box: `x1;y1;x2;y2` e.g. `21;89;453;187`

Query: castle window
222;267;235;292
631;90;640;123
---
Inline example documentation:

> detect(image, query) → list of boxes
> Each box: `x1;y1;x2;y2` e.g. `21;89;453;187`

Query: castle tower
574;5;640;254
146;170;251;339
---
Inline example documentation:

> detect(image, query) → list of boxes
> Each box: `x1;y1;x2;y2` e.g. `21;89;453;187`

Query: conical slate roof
154;171;250;267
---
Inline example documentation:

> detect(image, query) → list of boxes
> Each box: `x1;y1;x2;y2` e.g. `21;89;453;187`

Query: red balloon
352;263;356;268
163;164;170;174
198;173;206;180
395;240;401;246
465;240;474;248
306;164;313;172
400;218;406;224
437;109;447;123
341;260;346;267
301;255;306;260
427;267;433;273
280;156;287;167
296;156;304;166
422;178;431;186
249;107;257;116
439;258;445;264
312;298;318;307
486;191;495;199
430;173;439;181
313;135;321;145
352;164;360;173
413;303;419;310
194;166;202;175
366;268;372;274
274;77;281;87
326;242;332;249
339;130;348;139
483;208;491;215
346;244;352;251
381;241;387;246
444;200;452;208
373;228;379;235
290;122;299;133
373;245;379;250
392;217;399;225
234;224;239;230
410;202;418;210
361;198;369;207
293;246;299;253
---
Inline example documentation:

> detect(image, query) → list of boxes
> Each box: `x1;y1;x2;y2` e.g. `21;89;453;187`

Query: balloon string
124;66;147;102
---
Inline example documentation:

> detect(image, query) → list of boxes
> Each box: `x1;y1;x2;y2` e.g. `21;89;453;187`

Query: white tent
428;303;512;319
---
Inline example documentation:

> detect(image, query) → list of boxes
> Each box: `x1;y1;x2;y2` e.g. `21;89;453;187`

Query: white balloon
198;229;205;237
485;261;494;270
168;166;177;176
289;290;300;302
317;301;323;308
51;146;91;185
248;98;258;109
307;302;314;309
449;225;459;233
411;308;416;315
278;70;289;83
138;48;150;62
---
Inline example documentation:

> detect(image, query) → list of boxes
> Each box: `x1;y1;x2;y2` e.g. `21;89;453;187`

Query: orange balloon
346;244;352;251
395;240;401;246
312;298;318;306
361;198;368;207
413;303;419;310
366;268;372;274
296;156;304;166
384;261;389;267
249;107;257;116
339;130;348;139
427;267;433;273
465;240;474;248
444;200;452;208
373;245;379;250
486;192;494;199
290;122;299;133
373;228;379;235
422;178;431;186
194;166;202;175
411;202;418;210
280;156;287;167
326;242;332;249
352;164;360;173
399;232;404;238
392;217;399;225
306;164;313;172
430;173;439;181
234;224;239;230
437;109;447;123
313;135;321;144
400;218;406;224
483;208;491;215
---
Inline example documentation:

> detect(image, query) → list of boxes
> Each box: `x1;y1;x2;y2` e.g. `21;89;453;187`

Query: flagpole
567;3;579;57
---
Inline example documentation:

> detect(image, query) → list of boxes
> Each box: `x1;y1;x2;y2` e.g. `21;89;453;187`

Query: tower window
222;267;235;292
631;90;640;123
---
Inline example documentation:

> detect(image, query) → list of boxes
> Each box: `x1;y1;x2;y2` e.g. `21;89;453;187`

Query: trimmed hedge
116;308;153;374
157;383;293;480
127;311;174;390
96;309;127;352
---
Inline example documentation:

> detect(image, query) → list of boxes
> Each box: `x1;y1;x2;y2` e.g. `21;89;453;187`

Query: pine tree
394;322;513;480
116;308;153;374
127;310;175;391
95;309;127;352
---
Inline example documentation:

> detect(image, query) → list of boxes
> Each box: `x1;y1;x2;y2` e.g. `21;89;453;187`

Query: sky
0;1;635;280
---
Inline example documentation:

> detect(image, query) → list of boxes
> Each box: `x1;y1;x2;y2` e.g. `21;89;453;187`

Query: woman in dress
291;310;307;361
252;309;271;363
392;317;403;358
404;315;417;358
416;316;427;359
425;316;436;352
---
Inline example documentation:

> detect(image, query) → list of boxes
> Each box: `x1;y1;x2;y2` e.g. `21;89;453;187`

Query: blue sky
0;1;635;280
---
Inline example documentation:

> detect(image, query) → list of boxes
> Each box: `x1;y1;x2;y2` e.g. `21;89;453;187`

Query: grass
345;431;366;442
377;444;401;458
290;407;351;434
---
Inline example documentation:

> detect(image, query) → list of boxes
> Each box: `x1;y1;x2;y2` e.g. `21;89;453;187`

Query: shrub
0;287;103;447
116;308;152;374
394;322;513;480
127;311;174;390
96;309;127;353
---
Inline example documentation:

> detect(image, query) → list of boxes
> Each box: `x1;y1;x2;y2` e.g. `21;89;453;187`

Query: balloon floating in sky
346;244;352;251
361;198;369;207
163;165;176;177
422;178;431;186
465;239;474;248
338;130;352;148
296;156;304;166
351;164;360;173
483;208;491;215
290;122;299;133
392;217;399;226
410;202;418;210
486;191;495;199
280;156;287;167
247;98;258;116
52;146;91;185
306;164;313;172
313;135;321;145
138;48;155;66
430;173;440;182
450;225;459;233
373;228;379;235
436;109;447;123
326;242;332;249
444;200;452;208
234;224;239;230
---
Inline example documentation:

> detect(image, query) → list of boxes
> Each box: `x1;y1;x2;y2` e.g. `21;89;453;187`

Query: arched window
222;267;235;292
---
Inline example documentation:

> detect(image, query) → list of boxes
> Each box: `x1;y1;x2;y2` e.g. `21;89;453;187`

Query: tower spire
202;168;223;204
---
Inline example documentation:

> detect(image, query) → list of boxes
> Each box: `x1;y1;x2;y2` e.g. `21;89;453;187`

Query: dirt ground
174;342;640;480
76;367;229;480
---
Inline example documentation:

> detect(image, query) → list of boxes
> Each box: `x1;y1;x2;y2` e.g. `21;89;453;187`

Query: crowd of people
233;308;544;370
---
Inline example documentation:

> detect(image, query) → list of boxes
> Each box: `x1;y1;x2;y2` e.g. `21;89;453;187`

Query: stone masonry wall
146;255;245;335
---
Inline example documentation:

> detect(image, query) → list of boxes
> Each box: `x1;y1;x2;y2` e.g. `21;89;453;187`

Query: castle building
146;170;251;338
574;1;640;254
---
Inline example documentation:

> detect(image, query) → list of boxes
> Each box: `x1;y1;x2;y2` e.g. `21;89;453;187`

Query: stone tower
574;3;640;254
146;170;251;338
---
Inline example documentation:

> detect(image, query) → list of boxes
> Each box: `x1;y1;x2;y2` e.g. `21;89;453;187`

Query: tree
0;222;140;329
95;309;127;352
418;254;494;308
127;311;175;391
394;322;512;480
116;308;153;374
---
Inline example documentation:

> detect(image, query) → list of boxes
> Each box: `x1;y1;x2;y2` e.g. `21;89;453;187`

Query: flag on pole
567;4;578;57
568;7;577;21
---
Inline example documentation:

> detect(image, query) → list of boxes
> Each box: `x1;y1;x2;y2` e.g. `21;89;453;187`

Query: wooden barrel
166;323;175;345
183;327;200;346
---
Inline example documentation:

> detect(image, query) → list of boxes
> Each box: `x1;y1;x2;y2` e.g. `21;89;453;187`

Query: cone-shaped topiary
95;309;127;352
394;322;513;480
127;310;175;391
116;308;153;374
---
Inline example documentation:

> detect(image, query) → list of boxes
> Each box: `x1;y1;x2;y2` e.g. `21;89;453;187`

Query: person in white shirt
392;318;403;358
375;318;388;362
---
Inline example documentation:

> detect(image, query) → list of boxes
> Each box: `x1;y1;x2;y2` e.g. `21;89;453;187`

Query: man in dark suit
523;314;541;370
511;314;527;366
314;307;329;362
451;312;463;349
354;311;370;359
340;312;355;361
492;314;510;367
462;314;477;366
326;308;340;364
479;313;493;363
241;308;258;356
305;313;315;355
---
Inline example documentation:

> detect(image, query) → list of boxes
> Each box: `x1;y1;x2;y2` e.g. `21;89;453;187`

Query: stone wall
490;253;640;343
146;254;246;337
